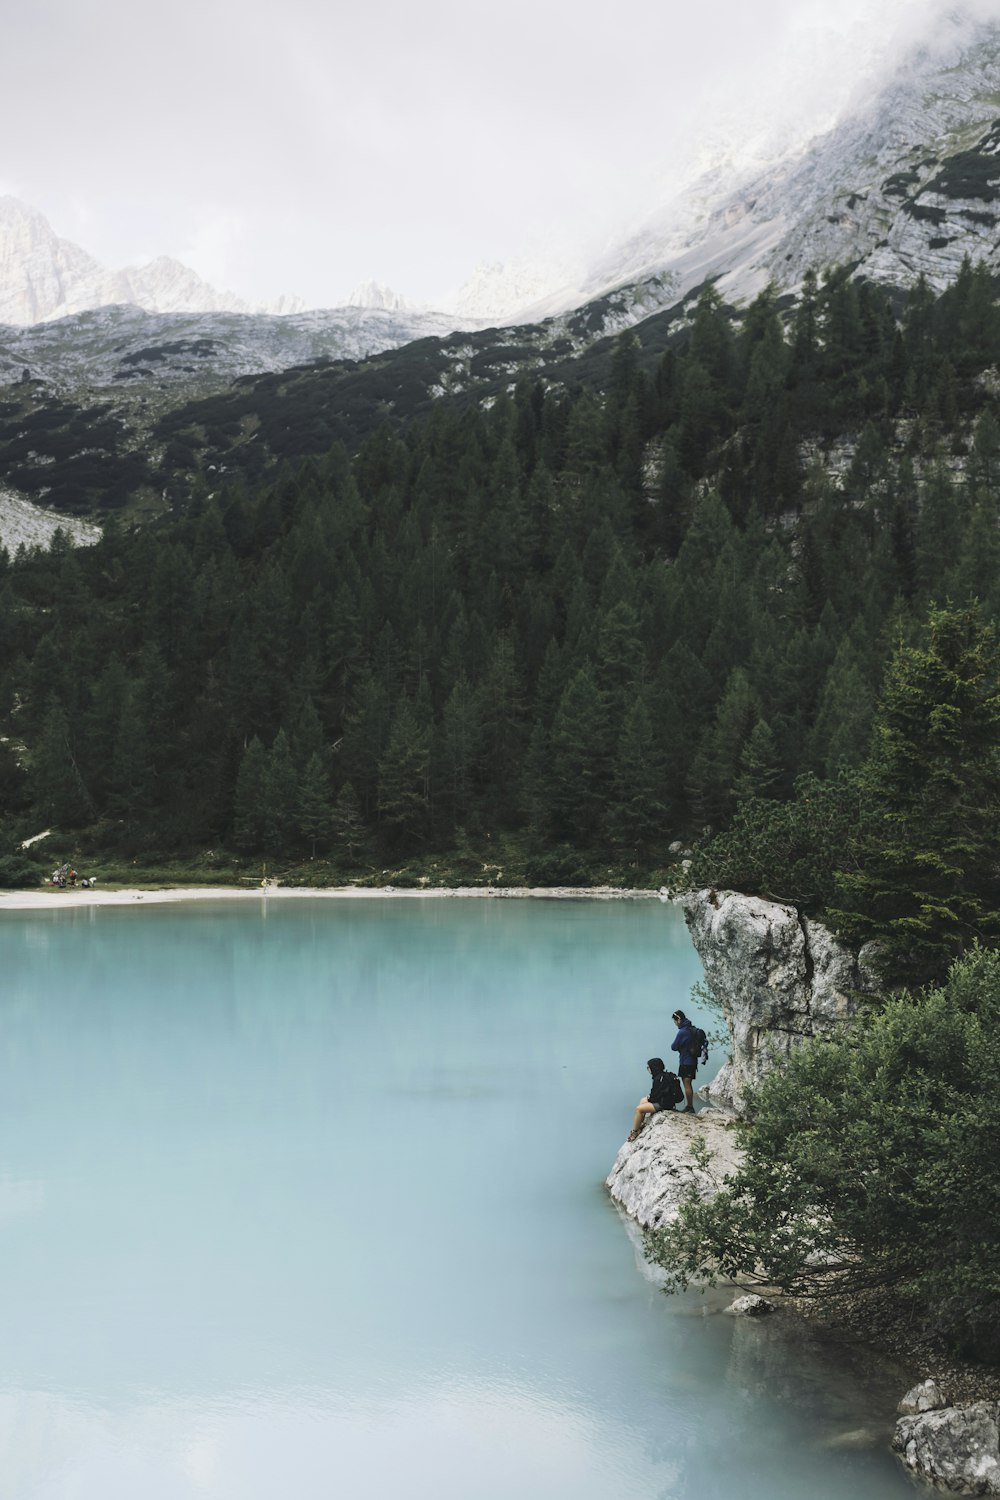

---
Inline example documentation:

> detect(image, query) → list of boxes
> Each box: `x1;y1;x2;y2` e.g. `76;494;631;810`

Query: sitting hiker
670;1009;700;1114
627;1057;681;1142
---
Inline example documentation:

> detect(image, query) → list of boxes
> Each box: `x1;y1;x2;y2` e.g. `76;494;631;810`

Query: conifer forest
2;263;999;988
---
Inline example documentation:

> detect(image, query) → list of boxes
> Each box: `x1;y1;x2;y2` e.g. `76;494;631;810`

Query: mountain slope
8;17;1000;529
519;17;1000;322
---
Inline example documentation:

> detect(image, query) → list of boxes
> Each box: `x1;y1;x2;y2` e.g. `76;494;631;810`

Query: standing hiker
670;1010;702;1114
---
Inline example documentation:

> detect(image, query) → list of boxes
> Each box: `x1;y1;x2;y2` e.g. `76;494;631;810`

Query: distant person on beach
671;1010;699;1113
627;1057;682;1141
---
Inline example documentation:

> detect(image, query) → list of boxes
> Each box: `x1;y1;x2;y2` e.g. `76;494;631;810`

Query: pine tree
262;729;298;855
109;686;155;831
233;737;268;851
733;718;781;803
440;673;483;827
832;606;1000;982
31;698;92;826
332;781;367;865
686;667;758;829
608;693;667;861
548;664;605;845
297;752;334;857
377;699;431;851
808;636;875;775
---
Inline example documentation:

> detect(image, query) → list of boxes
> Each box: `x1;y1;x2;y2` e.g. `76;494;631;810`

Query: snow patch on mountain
444;258;579;323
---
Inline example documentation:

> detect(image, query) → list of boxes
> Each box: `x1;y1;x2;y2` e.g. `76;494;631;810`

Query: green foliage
3;264;1000;897
647;946;1000;1359
0;852;44;888
297;752;334;857
831;605;1000;983
694;605;1000;987
687;770;868;911
377;700;431;851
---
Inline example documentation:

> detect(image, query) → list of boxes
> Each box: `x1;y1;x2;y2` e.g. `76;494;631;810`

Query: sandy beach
0;884;667;911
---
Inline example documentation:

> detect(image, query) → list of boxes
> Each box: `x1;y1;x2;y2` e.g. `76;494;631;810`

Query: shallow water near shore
1;897;917;1499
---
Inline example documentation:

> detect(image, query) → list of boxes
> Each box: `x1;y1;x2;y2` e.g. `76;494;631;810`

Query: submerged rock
680;889;879;1112
605;1109;743;1231
818;1427;885;1452
893;1403;1000;1494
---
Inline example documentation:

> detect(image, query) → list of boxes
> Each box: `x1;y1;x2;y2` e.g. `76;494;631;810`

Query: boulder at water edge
728;1294;775;1316
894;1403;1000;1494
605;1109;743;1230
899;1379;948;1415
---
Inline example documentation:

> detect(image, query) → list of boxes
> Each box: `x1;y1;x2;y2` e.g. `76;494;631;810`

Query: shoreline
0;884;669;911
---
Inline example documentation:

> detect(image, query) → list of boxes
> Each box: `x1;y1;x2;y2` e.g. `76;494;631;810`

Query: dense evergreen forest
3;258;1000;1355
1;262;999;965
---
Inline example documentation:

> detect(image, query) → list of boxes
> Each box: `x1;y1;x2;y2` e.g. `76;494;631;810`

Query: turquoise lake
0;896;918;1499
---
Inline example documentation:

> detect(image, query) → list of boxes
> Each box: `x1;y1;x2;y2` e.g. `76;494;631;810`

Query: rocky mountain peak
345;280;414;312
0;198;302;326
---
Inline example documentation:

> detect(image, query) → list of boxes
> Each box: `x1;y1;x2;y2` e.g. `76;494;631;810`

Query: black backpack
652;1070;683;1108
688;1025;709;1064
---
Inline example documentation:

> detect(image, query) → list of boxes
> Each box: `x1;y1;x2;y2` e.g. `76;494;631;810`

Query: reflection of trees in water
724;1308;908;1445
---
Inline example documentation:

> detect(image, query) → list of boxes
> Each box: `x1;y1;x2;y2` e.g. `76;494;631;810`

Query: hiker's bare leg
629;1099;656;1139
682;1076;694;1111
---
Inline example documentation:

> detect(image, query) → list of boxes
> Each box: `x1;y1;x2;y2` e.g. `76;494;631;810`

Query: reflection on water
0;899;917;1498
0;1380;676;1500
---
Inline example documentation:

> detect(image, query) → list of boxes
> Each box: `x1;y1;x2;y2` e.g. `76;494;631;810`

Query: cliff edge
680;889;879;1112
605;1108;742;1230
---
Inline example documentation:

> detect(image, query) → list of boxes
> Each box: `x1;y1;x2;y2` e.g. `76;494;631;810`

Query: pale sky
2;0;996;309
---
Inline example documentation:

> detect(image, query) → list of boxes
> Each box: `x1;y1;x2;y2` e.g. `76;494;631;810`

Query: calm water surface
0;898;917;1499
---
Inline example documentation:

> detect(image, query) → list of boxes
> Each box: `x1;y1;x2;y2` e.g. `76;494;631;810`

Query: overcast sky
1;0;995;309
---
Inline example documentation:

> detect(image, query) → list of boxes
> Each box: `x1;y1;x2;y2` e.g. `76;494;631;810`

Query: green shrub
0;853;44;888
647;945;1000;1358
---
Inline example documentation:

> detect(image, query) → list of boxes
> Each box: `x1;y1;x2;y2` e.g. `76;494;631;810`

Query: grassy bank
1;832;681;893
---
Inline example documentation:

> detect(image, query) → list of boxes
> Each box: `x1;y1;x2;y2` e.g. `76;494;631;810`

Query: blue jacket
671;1023;698;1065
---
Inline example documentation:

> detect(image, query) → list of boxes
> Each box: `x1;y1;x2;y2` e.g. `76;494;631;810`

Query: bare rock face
894;1403;1000;1494
605;1109;743;1230
680;890;878;1112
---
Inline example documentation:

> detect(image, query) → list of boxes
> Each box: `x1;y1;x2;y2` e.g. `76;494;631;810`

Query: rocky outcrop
900;1380;949;1416
894;1403;1000;1494
631;887;1000;1495
0;196;256;325
605;1108;743;1230
680;889;878;1112
728;1294;775;1316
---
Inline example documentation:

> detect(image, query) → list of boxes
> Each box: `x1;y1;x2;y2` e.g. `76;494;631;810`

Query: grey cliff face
894;1403;1000;1495
680;889;878;1112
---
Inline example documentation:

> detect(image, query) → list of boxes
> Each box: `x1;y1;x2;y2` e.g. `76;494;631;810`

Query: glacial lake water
0;896;919;1500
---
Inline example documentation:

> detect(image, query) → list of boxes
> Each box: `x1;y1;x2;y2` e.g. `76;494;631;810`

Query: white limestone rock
893;1403;1000;1494
0;487;100;555
899;1379;949;1416
681;889;879;1112
605;1109;743;1231
728;1295;775;1317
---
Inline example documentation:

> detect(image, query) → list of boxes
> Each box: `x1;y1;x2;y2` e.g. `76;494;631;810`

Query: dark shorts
679;1063;697;1079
